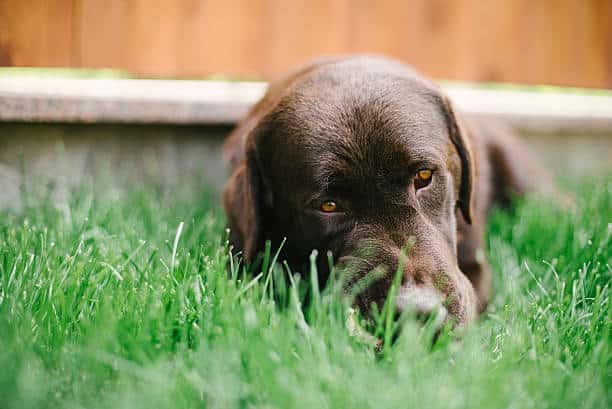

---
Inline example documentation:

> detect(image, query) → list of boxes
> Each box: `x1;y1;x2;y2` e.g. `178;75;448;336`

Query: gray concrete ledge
0;79;265;125
1;78;611;133
444;87;612;134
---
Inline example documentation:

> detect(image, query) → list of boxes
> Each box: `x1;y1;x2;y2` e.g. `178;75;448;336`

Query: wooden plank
77;0;183;76
0;0;75;67
347;0;426;63
174;0;268;78
265;0;353;78
1;0;610;87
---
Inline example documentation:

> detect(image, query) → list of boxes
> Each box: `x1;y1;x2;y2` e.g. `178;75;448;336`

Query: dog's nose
396;286;448;329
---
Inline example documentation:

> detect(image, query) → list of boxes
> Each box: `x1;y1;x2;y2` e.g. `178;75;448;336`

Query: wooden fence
1;0;611;88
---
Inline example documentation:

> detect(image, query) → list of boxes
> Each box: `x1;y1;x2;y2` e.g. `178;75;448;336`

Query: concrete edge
1;78;611;133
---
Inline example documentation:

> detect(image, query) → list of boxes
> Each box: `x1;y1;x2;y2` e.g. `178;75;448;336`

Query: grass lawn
0;177;610;409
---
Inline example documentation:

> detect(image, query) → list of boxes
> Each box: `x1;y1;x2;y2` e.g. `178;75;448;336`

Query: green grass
0;177;610;409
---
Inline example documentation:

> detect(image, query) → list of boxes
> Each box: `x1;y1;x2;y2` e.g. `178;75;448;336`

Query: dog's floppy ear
223;139;266;261
440;95;475;224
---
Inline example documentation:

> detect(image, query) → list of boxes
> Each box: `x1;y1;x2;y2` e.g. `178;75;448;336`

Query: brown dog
223;56;546;328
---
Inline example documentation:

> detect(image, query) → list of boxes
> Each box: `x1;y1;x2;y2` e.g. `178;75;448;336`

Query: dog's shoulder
466;117;554;208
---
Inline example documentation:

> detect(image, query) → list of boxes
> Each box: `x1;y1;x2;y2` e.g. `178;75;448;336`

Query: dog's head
224;57;478;327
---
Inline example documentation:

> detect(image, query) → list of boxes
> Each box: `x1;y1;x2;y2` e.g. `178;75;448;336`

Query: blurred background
0;0;611;207
2;0;611;87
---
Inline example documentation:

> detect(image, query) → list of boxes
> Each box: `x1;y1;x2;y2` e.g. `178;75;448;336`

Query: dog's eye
414;169;433;190
320;200;338;213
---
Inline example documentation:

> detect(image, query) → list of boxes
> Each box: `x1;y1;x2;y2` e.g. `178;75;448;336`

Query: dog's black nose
396;286;448;329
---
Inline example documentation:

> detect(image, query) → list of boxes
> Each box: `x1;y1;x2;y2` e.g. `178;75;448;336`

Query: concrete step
1;79;611;134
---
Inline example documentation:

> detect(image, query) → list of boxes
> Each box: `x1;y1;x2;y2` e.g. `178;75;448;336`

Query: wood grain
0;0;609;87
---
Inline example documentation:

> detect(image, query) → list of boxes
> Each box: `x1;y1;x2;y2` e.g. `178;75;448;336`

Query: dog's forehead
266;73;450;179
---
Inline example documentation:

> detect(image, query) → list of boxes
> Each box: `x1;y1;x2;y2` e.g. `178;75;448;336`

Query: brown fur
223;56;547;327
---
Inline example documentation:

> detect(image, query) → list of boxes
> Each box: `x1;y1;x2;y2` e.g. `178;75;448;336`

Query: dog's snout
334;242;474;328
396;286;448;328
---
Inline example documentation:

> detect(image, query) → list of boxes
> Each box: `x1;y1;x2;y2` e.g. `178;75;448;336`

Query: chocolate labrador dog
223;56;545;328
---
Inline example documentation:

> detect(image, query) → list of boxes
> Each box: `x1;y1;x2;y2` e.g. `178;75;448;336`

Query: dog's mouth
396;285;449;329
335;255;470;331
345;285;451;349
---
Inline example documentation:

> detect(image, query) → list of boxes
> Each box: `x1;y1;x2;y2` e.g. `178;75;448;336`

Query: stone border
1;78;611;133
444;87;612;134
0;79;265;125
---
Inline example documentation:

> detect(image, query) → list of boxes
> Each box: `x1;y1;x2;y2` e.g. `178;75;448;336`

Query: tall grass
0;177;609;409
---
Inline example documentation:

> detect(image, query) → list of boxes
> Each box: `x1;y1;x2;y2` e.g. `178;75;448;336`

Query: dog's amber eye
415;169;433;190
320;200;338;213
